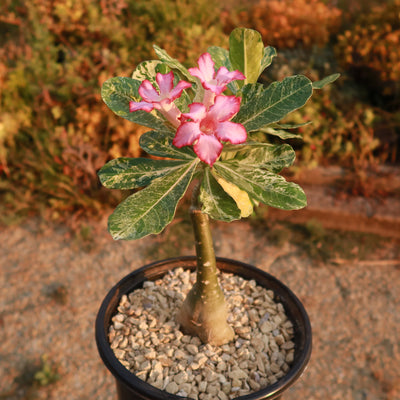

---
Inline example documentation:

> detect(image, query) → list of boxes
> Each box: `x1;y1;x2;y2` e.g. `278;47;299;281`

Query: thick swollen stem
176;208;234;345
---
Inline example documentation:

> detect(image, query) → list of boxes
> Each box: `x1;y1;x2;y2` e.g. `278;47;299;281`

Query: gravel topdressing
109;267;295;400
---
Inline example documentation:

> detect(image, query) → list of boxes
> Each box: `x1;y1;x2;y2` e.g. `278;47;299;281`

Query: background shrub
226;0;342;49
335;0;400;104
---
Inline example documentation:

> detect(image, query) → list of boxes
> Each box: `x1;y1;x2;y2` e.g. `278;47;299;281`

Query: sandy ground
1;213;400;400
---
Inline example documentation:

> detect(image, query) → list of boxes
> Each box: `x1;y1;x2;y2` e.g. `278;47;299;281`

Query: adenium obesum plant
99;28;339;346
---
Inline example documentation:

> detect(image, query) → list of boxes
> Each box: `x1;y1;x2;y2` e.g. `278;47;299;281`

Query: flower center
200;115;217;135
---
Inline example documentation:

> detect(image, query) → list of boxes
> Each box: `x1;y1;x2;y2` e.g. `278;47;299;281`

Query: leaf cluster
99;28;339;240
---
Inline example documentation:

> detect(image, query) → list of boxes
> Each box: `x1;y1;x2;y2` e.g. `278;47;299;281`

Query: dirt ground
1;167;400;400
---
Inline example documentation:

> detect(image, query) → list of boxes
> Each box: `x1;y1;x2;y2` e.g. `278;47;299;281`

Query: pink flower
129;72;191;127
188;53;245;95
173;95;247;166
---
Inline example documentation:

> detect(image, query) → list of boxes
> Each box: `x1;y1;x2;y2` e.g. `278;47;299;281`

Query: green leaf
233;143;296;173
222;141;274;153
101;77;167;131
131;60;164;85
273;122;312;129
153;45;196;83
207;46;231;70
258;126;303;140
312;73;341;89
258;121;312;140
229;28;264;86
139;130;197;160
239;83;265;105
260;46;277;73
98;158;189;189
214;161;307;210
108;159;199;240
200;168;241;222
234;75;313;132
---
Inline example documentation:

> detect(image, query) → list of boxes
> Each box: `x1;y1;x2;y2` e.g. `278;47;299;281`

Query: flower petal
215;66;246;86
208;95;241;122
215;121;247;144
169;80;192;101
202;82;225;95
129;101;154;113
156;72;174;97
173;122;201;147
138;80;160;103
187;67;203;82
193;134;223;166
188;53;215;83
181;102;207;122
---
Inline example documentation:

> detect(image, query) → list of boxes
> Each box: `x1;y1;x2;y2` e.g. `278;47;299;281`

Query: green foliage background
0;0;399;224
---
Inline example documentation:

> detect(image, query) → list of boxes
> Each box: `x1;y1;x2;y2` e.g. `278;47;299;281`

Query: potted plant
95;28;338;399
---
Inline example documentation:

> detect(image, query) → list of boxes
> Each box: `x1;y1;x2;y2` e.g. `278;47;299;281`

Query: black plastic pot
95;257;312;400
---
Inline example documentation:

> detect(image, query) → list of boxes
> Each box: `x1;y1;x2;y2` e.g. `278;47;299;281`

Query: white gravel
109;268;295;399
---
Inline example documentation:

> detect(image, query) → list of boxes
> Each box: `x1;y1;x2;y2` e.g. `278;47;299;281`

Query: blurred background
0;0;399;226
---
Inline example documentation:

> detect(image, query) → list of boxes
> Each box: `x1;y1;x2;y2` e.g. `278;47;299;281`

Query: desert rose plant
98;28;338;346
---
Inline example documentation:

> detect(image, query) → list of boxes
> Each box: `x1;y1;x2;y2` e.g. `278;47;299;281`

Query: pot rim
95;256;312;400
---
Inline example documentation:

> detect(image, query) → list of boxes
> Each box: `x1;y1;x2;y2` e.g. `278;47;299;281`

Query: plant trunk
176;208;234;345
